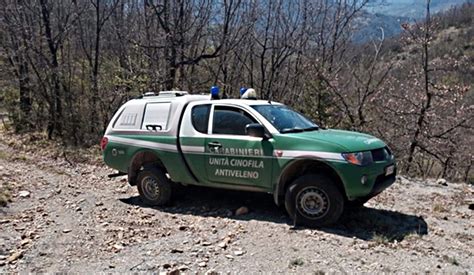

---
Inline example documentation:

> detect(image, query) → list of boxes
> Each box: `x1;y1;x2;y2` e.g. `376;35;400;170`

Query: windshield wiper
303;126;319;131
280;127;305;133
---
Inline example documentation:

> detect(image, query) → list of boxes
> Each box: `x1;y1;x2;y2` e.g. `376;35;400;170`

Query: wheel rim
296;187;330;219
142;176;160;200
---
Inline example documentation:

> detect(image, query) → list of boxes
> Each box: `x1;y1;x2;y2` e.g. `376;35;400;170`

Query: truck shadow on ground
120;185;428;242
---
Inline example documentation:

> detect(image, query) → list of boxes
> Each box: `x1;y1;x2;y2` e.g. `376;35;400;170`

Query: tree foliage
0;0;472;181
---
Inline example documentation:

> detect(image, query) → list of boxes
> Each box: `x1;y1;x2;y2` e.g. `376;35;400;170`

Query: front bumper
329;160;397;200
369;169;396;197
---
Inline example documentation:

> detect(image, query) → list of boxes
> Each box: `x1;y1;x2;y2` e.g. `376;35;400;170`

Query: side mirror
246;123;266;138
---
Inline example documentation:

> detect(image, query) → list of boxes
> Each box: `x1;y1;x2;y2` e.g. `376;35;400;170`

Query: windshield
251;105;318;133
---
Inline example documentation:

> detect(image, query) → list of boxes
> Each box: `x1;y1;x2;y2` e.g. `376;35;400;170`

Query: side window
118;113;138;126
191;104;211;133
212;106;257;135
113;105;143;130
141;103;171;130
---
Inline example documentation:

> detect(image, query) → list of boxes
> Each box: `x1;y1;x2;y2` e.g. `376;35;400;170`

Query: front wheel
136;166;172;206
285;174;344;227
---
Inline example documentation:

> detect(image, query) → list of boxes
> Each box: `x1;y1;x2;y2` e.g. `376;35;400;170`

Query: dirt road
0;137;473;273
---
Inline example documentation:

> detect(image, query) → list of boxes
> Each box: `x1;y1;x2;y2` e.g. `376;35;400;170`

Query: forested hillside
0;0;472;181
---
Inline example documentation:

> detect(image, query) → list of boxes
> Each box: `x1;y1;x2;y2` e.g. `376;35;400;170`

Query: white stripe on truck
277;150;344;161
107;135;177;152
180;145;205;153
107;135;344;161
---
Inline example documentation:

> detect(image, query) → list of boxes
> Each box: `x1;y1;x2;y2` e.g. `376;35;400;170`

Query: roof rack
158;91;189;97
140;91;189;98
143;92;157;97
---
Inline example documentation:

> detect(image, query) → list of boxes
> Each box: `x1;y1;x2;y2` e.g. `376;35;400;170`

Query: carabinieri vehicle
101;89;396;227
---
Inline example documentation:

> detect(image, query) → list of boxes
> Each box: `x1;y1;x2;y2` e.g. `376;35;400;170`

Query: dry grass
0;184;11;207
372;233;391;245
443;255;460;266
0;128;103;166
0;150;7;160
0;146;10;206
433;203;448;213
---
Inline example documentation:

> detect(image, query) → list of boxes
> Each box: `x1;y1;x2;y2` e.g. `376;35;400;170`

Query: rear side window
141;102;171;130
113;105;143;130
191;104;211;133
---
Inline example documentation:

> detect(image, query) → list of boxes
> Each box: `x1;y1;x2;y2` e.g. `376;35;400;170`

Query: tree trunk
17;58;32;132
40;0;62;139
90;0;102;135
405;0;432;174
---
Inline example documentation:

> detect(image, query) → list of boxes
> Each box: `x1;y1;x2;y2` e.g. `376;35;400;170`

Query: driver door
205;105;273;188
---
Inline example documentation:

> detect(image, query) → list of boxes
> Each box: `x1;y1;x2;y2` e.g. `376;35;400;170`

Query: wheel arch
128;150;167;186
274;158;347;205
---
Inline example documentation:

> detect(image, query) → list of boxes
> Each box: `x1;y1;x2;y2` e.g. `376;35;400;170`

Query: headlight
342;151;373;166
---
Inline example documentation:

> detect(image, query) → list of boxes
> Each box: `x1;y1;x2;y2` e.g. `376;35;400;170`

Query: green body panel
270;157;394;200
180;129;394;199
180;136;274;188
179;136;207;184
275;129;386;152
103;141;130;172
104;127;395;200
328;160;394;199
104;130;394;199
268;130;394;199
205;138;274;187
103;134;198;184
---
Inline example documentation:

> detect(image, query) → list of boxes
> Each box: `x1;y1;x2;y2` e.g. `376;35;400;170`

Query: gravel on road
0;135;472;273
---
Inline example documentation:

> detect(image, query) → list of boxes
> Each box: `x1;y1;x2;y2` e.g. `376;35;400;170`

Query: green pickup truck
101;91;396;227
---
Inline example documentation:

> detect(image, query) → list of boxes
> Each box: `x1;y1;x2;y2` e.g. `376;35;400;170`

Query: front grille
371;147;390;161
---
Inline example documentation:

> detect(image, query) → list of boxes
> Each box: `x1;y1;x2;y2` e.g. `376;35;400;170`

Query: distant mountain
352;11;410;43
355;0;470;42
366;0;469;19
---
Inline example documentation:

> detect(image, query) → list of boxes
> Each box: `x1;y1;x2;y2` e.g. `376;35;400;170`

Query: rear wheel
136;166;172;206
285;174;344;227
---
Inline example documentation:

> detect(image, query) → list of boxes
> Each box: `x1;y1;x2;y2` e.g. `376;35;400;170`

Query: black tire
136;166;172;206
285;174;344;227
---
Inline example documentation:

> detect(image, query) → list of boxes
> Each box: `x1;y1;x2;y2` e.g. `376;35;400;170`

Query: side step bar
108;171;127;178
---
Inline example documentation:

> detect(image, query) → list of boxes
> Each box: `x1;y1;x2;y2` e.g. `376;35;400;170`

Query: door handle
207;142;222;148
